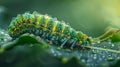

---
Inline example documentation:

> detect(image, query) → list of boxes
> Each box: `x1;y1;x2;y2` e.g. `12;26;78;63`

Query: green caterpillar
8;11;120;50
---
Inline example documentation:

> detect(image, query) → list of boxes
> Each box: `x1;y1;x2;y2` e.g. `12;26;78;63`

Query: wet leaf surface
0;28;120;67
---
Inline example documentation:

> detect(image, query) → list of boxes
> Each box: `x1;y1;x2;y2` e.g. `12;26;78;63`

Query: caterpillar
7;11;120;50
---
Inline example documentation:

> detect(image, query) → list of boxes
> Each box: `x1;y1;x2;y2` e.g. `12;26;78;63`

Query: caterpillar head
8;25;15;34
8;18;18;38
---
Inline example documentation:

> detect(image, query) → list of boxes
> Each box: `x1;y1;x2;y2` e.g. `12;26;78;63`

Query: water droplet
111;44;114;47
81;59;85;62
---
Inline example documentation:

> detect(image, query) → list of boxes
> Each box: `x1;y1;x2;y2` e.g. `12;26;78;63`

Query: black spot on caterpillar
8;11;120;50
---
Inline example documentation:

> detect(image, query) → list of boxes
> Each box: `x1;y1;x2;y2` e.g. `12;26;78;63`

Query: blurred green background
0;0;120;37
1;0;120;67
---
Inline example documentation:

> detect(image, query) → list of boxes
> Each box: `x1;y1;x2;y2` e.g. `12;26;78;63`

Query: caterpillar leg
60;38;69;48
46;33;52;40
51;34;60;45
34;29;39;35
49;35;56;45
41;32;46;39
70;39;77;49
